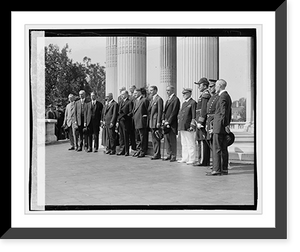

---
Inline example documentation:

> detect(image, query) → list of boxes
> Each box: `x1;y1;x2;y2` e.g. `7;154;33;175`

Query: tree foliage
45;43;106;107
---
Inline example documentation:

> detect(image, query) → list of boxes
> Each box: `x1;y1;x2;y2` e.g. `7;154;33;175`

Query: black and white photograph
7;5;290;243
29;28;257;210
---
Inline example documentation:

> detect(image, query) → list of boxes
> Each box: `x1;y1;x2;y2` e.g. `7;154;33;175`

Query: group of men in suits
63;79;232;176
63;90;103;152
175;78;233;176
99;85;181;161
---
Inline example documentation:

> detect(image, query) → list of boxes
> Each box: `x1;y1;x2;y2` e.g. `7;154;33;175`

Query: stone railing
38;119;57;143
230;122;246;132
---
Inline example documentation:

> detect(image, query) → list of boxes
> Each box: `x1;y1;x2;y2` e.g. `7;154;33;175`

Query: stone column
117;37;147;91
160;37;177;99
106;37;118;99
177;37;219;101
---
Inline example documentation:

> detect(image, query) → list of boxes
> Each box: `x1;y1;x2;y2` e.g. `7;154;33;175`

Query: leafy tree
45;43;106;107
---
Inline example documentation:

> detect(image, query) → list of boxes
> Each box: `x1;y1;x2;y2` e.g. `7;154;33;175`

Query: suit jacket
74;98;90;127
104;100;119;127
117;98;133;123
178;98;197;131
63;101;76;127
86;100;103;128
132;97;149;129
148;95;163;129
212;91;232;134
162;94;180;134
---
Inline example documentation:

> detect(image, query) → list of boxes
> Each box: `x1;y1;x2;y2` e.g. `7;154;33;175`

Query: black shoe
170;157;177;162
110;151;116;155
151;156;161;160
222;170;228;175
77;147;82;152
124;153;129;156
87;149;92;153
68;147;75;150
193;162;201;166
94;149;98;153
117;152;125;156
137;153;145;158
163;156;171;161
105;150;111;154
206;171;222;176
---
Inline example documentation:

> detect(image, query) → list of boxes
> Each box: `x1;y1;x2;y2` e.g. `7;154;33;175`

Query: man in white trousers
177;88;197;165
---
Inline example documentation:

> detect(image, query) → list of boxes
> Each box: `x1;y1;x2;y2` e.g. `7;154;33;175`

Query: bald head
215;79;227;93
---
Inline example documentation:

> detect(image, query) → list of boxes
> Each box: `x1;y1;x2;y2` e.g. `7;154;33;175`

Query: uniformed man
177;88;197;165
205;79;219;165
193;77;211;166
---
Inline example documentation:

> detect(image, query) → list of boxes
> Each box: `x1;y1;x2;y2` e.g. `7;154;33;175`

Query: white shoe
186;161;194;165
177;159;187;163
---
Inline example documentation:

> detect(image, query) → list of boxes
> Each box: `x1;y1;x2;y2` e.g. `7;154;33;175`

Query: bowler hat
154;129;164;140
225;132;235;146
194;77;209;86
82;127;89;135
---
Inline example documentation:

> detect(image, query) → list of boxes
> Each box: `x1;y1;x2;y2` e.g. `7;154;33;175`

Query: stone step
147;132;255;164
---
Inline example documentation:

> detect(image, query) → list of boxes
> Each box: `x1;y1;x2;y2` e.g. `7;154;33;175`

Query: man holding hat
207;79;232;176
193;77;211;167
177;88;197;165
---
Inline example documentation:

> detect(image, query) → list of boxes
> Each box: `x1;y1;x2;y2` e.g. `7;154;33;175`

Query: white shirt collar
168;93;174;100
152;94;158;100
218;90;226;96
184;97;192;102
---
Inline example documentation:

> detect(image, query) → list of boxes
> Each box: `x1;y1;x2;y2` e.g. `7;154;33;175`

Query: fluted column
160;37;177;97
117;37;147;92
177;37;219;101
106;37;118;98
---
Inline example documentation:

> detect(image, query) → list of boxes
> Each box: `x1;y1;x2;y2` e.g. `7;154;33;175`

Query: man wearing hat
207;79;232;176
177;88;197;165
193;77;211;167
205;79;219;163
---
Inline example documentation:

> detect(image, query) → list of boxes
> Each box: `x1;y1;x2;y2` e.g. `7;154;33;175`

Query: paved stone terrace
45;142;256;208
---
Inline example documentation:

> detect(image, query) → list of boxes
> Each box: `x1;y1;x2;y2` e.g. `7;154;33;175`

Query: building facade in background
106;36;255;133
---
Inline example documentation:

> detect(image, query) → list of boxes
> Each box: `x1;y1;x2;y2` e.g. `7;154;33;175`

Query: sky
44;37;249;102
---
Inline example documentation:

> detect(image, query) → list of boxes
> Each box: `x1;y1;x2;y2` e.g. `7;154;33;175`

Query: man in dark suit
131;88;149;158
87;92;103;152
116;90;133;156
162;85;180;162
74;90;90;151
148;86;164;160
194;77;211;166
177;88;197;165
207;79;232;176
103;93;119;155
